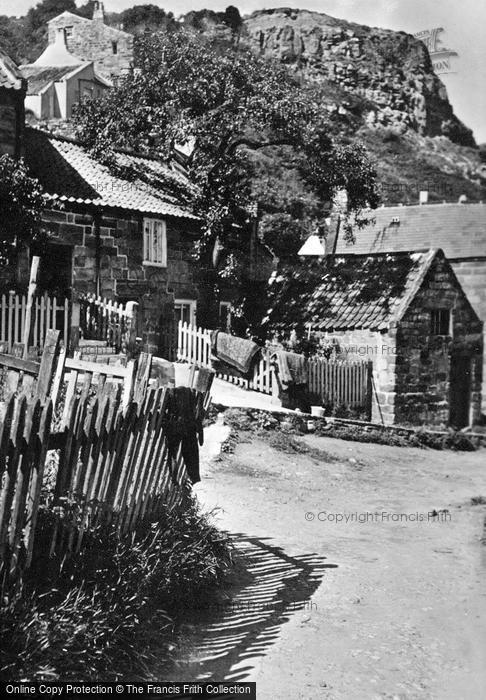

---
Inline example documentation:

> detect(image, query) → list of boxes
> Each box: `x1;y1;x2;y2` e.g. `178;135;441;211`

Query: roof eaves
48;11;90;23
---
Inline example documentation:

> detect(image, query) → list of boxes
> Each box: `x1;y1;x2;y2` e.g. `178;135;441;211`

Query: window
64;26;73;38
143;219;167;266
430;309;451;336
219;301;232;331
174;299;196;326
112;41;118;54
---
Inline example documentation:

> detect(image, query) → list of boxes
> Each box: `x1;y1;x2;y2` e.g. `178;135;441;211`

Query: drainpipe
94;213;101;296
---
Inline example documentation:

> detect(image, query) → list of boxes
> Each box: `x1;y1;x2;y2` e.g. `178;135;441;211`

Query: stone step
80;346;117;356
79;353;127;367
78;339;109;347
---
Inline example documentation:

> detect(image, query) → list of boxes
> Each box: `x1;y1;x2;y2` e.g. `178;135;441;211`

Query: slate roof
334;203;486;260
24;127;198;220
264;249;442;333
21;65;84;95
0;51;26;91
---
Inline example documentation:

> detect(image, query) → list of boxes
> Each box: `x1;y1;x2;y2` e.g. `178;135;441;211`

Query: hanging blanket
270;350;308;389
210;330;261;376
165;387;204;485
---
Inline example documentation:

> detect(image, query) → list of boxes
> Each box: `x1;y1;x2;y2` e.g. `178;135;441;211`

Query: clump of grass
315;423;478;451
0;496;233;682
471;496;486;506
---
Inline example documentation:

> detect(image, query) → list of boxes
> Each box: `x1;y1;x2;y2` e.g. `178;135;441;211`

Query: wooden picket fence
308;357;372;409
0;330;214;582
177;321;371;410
177;321;275;394
78;294;137;353
0;291;70;351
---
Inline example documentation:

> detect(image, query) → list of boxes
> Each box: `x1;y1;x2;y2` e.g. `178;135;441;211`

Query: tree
73;30;378;326
118;4;177;34
21;0;77;62
0;156;46;267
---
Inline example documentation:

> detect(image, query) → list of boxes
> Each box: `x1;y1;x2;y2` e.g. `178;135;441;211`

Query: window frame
174;298;197;327
143;218;167;267
430;308;452;336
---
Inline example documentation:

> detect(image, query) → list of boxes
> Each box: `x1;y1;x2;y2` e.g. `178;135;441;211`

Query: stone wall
41;207;199;353
48;15;133;79
395;255;483;426
452;258;486;412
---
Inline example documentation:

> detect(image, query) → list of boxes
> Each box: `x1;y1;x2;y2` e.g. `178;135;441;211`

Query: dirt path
172;425;486;700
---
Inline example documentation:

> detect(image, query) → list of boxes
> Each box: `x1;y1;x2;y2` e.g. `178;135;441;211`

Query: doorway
449;355;471;428
36;243;73;299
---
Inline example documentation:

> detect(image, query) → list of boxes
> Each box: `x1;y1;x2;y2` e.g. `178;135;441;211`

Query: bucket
311;406;325;418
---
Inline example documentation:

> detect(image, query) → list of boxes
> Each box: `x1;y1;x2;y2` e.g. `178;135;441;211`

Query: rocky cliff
243;8;474;146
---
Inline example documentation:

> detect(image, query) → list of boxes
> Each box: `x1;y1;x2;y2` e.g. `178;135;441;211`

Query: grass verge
0;496;233;682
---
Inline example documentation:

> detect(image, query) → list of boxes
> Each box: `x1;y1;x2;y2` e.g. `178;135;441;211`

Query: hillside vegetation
1;2;484;203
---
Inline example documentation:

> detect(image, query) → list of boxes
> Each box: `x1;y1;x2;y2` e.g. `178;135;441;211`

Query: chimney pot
93;1;105;22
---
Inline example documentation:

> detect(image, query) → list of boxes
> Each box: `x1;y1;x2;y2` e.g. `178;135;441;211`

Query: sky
1;0;485;142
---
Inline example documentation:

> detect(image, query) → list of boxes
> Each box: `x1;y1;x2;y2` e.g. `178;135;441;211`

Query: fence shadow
162;533;337;683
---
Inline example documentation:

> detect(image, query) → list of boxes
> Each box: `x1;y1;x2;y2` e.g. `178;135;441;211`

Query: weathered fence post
126;301;139;357
36;329;61;403
69;297;81;355
22;256;40;359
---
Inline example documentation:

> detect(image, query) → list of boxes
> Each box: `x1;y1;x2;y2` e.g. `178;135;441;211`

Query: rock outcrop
242;8;474;146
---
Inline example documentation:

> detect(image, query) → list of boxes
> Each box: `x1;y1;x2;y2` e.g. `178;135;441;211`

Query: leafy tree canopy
118;4;177;34
73;29;378;271
0;156;46;266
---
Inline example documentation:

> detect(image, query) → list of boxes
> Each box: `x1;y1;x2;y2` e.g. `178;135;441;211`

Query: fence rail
177;321;371;410
0;292;69;352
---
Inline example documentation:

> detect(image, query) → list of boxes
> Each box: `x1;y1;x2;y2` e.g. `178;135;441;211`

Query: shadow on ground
163;533;336;683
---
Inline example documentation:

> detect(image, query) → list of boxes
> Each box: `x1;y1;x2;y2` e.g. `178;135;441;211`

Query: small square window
143;219;167;267
64;26;73;38
175;299;196;326
430;309;451;335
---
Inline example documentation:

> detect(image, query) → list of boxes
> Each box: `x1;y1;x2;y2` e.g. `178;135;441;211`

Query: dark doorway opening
449;355;471;428
35;243;73;299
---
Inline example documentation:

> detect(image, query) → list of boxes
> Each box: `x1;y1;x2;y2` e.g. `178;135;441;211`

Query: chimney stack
92;1;105;23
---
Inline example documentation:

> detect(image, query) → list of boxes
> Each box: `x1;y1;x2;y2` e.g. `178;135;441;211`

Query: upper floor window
143;219;167;267
430;309;451;336
64;26;73;38
112;41;118;54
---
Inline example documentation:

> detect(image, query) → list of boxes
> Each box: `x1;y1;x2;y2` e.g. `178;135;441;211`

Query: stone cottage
47;2;133;80
20;29;111;121
19;126;201;355
0;51;26;157
264;250;483;428
333;202;486;412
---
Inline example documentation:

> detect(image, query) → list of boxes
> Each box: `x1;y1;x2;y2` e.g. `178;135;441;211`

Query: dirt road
173;423;486;699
